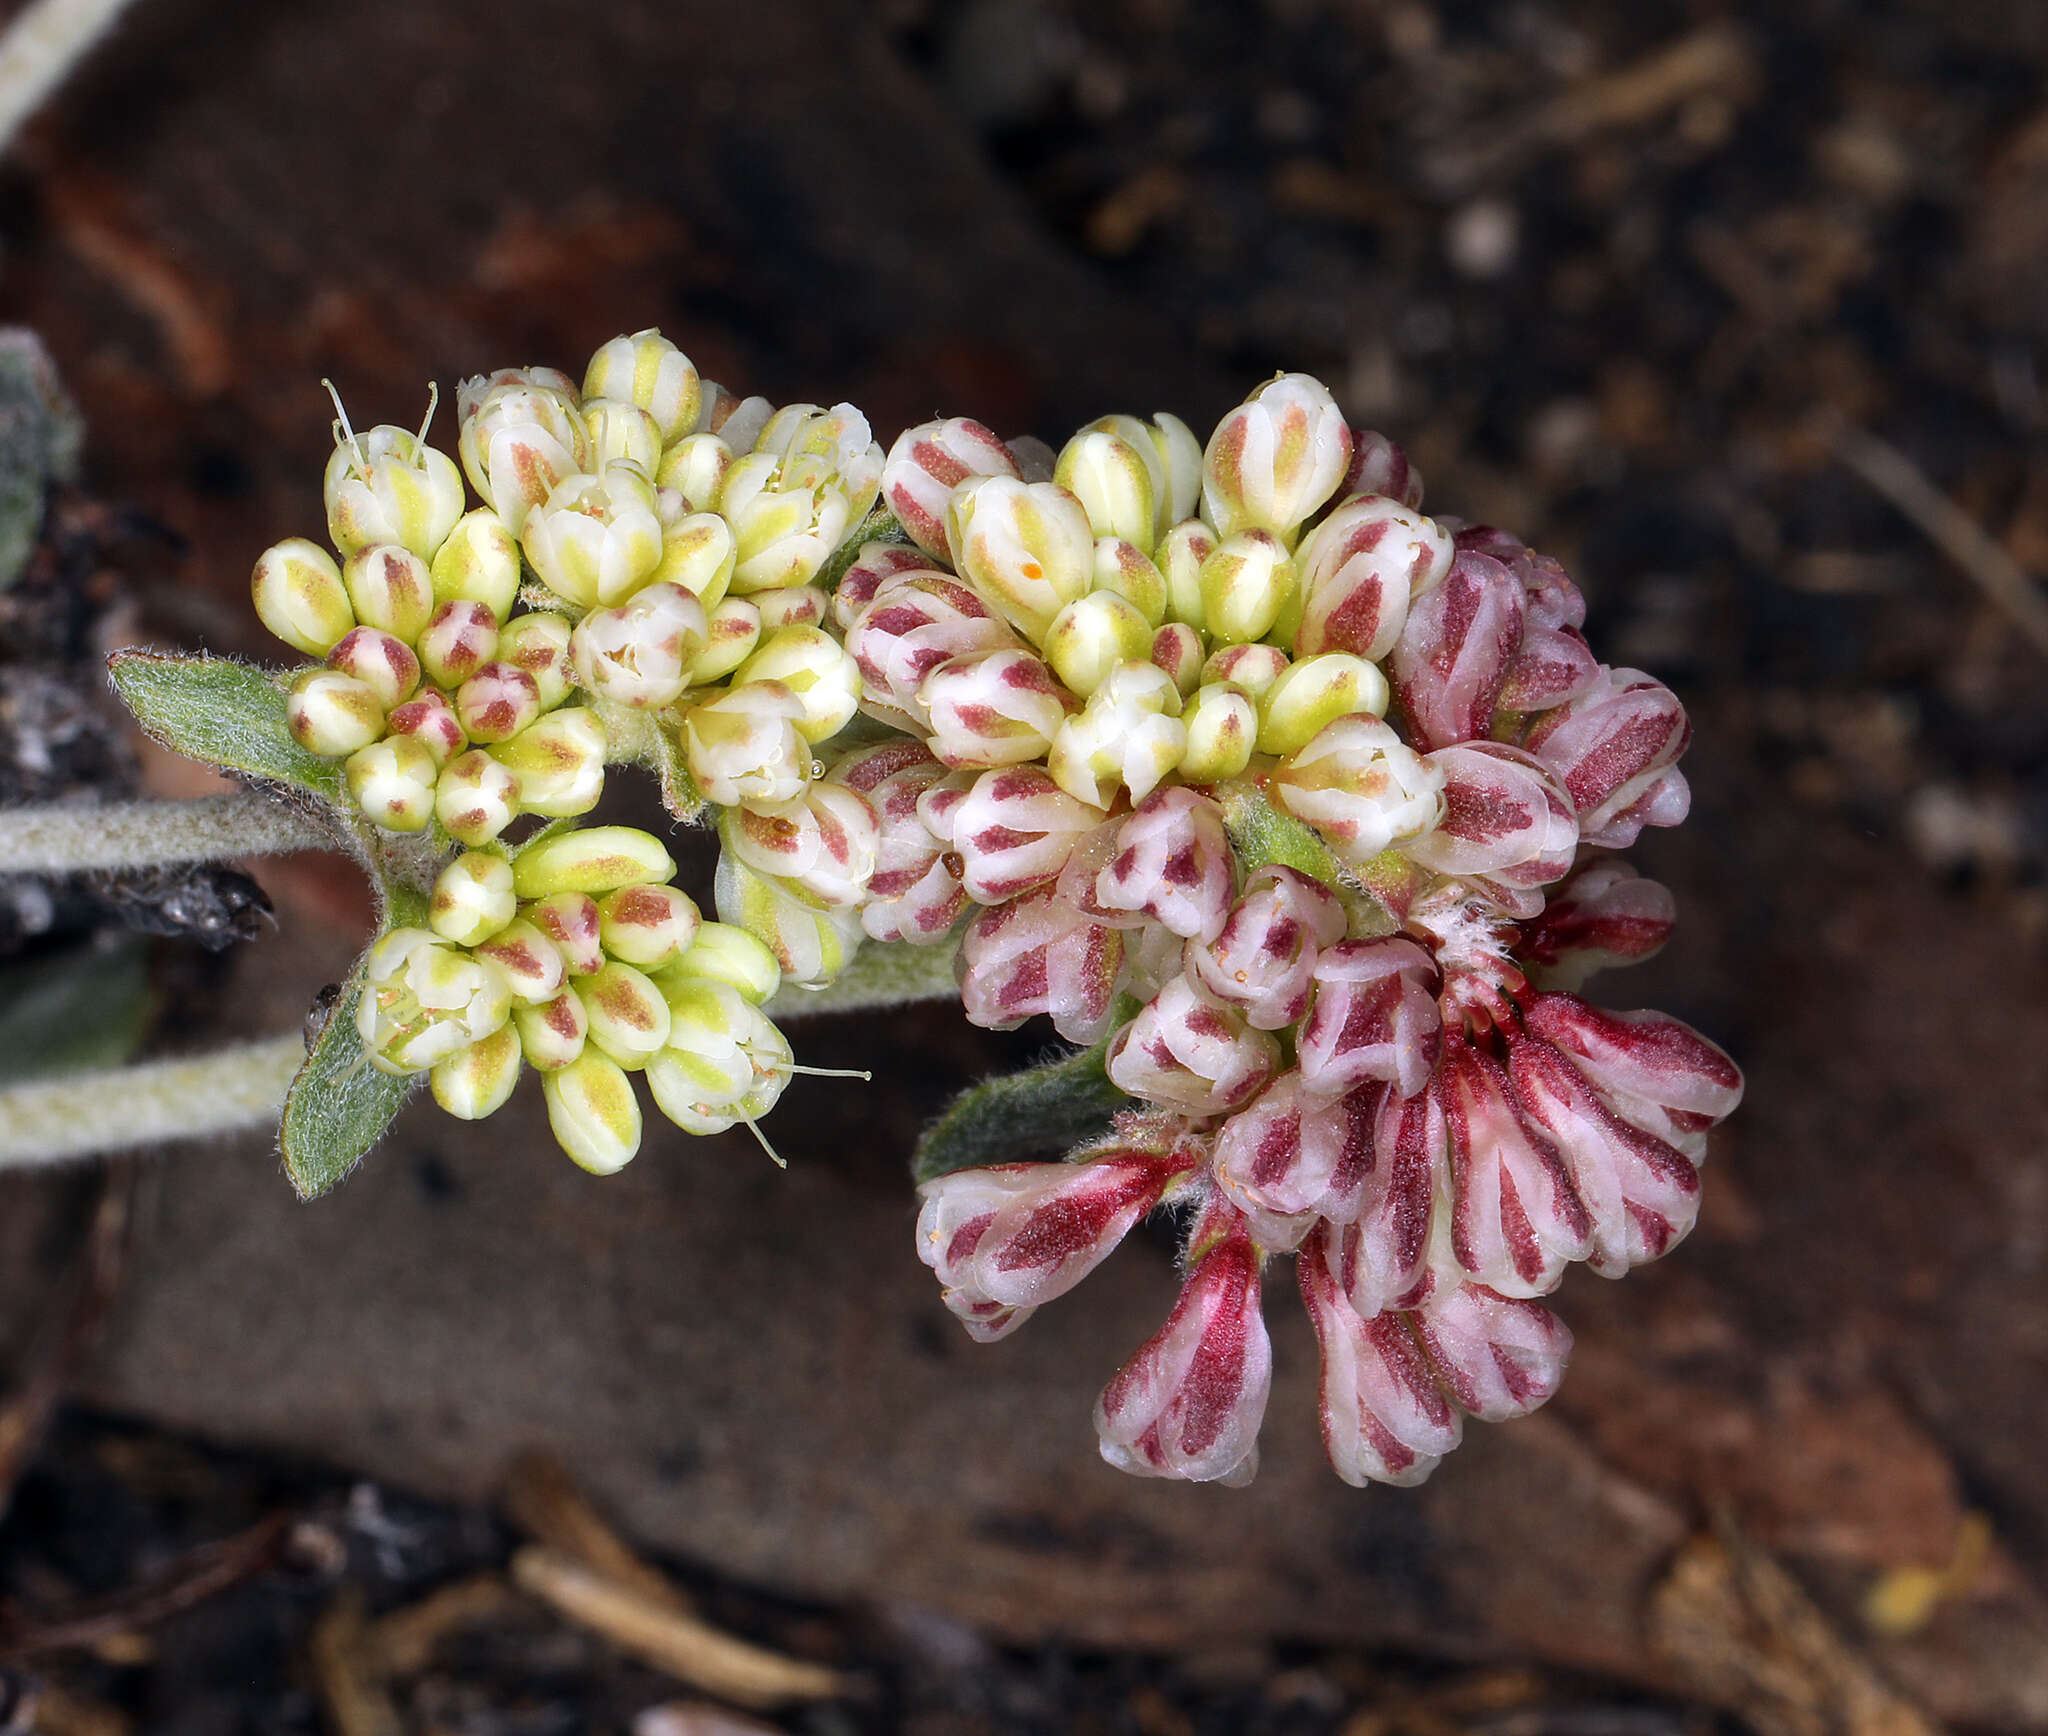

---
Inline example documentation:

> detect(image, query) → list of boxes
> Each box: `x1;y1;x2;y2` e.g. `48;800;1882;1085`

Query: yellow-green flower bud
429;851;518;947
598;883;701;970
582;961;672;1069
1159;518;1218;631
472;918;568;1003
648;507;737;606
521;463;666;611
512;824;675;900
1202;641;1291;705
1092;536;1169;626
1044;590;1153;697
1255;652;1390;755
1151;622;1206;699
285;668;384;757
430;508;522;620
325;422;465;562
1055;429;1157;548
253;538;354;657
582;399;661;474
1199;530;1296;647
719;403;884;593
688;598;762;686
733;625;860;744
436;749;520;846
346;735;438;832
358;927;514;1074
646;982;792;1134
659;921;780;1005
543;1052;643;1174
1084;411;1203;539
1179;682;1258;780
415;599;500;691
342;544;435;644
496;612;574;710
654;432;732;513
583;328;702;443
711;849;864;987
517;988;588;1072
326;626;421;711
949;476;1095;645
489;707;606;817
430;1023;522;1121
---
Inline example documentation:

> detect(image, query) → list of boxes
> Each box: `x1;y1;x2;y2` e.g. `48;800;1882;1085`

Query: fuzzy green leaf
912;1037;1131;1183
815;507;909;595
109;650;345;803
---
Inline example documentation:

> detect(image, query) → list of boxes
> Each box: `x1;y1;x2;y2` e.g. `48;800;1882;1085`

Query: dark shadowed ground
1;0;2047;1730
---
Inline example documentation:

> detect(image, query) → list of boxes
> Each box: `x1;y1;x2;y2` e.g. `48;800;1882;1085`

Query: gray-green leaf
109;650;345;803
912;1037;1131;1183
0;936;153;1086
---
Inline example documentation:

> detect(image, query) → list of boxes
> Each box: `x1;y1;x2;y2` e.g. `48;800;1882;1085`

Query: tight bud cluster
244;349;1740;1487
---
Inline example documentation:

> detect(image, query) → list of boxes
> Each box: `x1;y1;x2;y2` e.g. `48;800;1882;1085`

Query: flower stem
0;794;331;874
0;0;138;153
0;1034;304;1169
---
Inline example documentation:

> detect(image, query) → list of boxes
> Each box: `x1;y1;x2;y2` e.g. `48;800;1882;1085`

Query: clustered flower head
251;341;1741;1486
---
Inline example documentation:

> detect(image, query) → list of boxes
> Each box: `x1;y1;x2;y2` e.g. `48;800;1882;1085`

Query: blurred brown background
1;0;2047;1729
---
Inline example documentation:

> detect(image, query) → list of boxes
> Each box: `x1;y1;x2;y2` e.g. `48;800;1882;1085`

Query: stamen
787;1064;873;1081
740;1114;787;1168
322;378;367;475
412;380;441;459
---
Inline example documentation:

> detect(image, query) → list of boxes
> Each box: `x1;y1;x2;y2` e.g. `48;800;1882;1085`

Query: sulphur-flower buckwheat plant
97;335;1739;1490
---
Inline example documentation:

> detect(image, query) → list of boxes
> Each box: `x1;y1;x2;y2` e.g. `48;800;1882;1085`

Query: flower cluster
243;340;1740;1485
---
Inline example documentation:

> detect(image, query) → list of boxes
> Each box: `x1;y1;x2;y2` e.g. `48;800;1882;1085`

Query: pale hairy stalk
0;0;138;153
0;1033;302;1169
766;936;961;1019
0;794;331;873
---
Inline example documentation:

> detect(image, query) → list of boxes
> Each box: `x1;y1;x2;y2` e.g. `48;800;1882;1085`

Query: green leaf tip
912;1037;1131;1184
108;649;346;803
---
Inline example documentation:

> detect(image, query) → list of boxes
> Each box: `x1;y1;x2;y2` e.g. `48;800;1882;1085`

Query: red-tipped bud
1188;864;1346;1031
1514;860;1675;990
1388;549;1526;751
1410;1276;1572;1424
1295;938;1441;1101
1214;1070;1374;1242
1106;977;1280;1117
958;885;1127;1044
881;417;1021;560
1090;786;1235;942
949;765;1099;903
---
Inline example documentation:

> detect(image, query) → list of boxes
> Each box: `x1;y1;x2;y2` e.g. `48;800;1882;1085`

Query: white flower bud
713;848;865;986
428;851;518;947
753;585;828;631
647;982;792;1134
581;398;662;473
719;403;884;593
521;463;665;610
525;892;605;976
285;668;385;757
922;650;1072;769
1044;590;1153;697
1179;682;1258;780
495;612;575;710
1273;716;1445;865
357;927;515;1075
1255;652;1389;755
597;883;701;970
724;784;880;909
346;735;439;832
430;509;522;621
341;544;434;644
429;1023;522;1121
435;749;521;845
1202;641;1290;704
386;689;466;767
1202;373;1352;543
1047;660;1187;808
681;682;809;807
516;988;589;1072
325;421;465;562
1055;428;1157;548
253;538;355;657
570;581;708;709
1149;621;1205;698
1084;411;1203;538
543;1052;643;1174
733;626;860;744
948;476;1095;645
458;380;591;534
454;661;543;744
583;329;703;442
659;921;781;1005
488;706;607;817
415;600;500;690
582;961;673;1069
1158;518;1217;631
326;626;421;711
1092;535;1169;625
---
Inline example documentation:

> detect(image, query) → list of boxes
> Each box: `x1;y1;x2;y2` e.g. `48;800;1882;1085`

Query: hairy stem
0;794;331;873
0;1034;304;1169
0;0;138;153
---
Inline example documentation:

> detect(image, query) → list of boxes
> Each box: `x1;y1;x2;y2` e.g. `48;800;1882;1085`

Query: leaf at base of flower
912;1031;1133;1183
108;650;347;804
815;506;909;596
